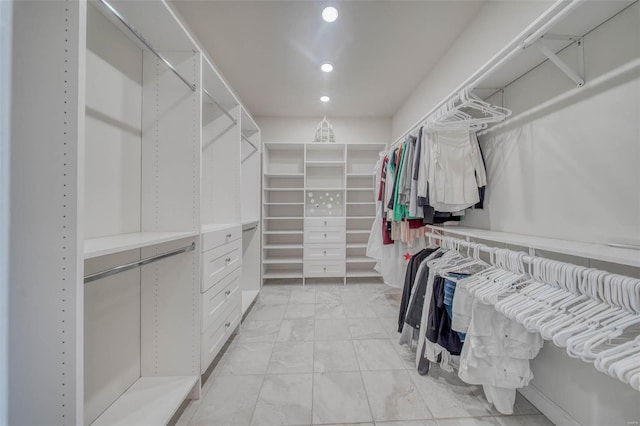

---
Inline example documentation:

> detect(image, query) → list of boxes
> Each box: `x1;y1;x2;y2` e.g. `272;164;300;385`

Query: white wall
391;0;554;141
0;0;11;424
256;116;391;144
463;3;640;425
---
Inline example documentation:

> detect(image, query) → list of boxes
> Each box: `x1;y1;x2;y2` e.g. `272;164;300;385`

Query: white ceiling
172;0;485;118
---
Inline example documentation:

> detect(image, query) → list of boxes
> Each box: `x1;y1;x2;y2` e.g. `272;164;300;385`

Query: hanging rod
391;0;584;148
97;0;196;92
84;242;196;284
202;88;237;124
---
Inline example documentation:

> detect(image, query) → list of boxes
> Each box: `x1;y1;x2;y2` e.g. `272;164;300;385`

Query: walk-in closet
5;0;639;425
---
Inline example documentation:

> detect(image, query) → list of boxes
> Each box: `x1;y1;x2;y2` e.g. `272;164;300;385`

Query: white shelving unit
345;144;386;282
262;142;385;285
262;143;305;282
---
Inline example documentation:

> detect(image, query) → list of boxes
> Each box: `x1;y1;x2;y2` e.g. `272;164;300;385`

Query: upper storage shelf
429;226;640;268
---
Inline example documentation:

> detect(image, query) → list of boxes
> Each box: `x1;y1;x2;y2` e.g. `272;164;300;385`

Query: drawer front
201;305;241;374
304;260;346;278
304;229;345;244
201;225;242;252
202;239;242;293
202;275;241;332
305;217;346;229
304;245;345;260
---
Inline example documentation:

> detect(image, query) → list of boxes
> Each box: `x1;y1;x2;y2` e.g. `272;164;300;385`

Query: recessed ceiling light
322;6;338;23
321;63;334;73
320;96;330;102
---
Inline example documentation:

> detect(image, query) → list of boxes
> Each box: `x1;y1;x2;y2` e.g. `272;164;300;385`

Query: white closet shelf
306;187;346;191
264;173;304;178
347;230;371;234
242;219;260;231
84;231;198;259
265;202;304;206
264;188;304;191
347;188;374;191
346;257;376;263
305;161;345;167
347;243;368;248
429;226;640;268
264;244;303;249
263;271;303;279
347;202;376;205
201;223;239;234
346;271;381;278
263;230;303;235
90;375;198;426
264;217;303;220
242;290;260;315
349;216;376;219
347;173;375;177
263;257;304;264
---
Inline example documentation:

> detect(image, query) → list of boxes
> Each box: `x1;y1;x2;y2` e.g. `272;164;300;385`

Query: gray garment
409;127;423;218
398;136;415;206
399;260;429;346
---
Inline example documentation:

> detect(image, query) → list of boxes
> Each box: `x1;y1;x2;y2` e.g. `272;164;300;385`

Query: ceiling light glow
321;63;334;73
320;96;330;103
322;6;338;23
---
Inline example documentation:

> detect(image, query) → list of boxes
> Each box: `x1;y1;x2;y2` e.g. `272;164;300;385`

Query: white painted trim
519;386;581;426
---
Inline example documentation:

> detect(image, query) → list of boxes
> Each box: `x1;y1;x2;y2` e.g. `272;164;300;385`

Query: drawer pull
324;233;327;239
323;267;327;272
324;221;327;225
225;257;231;263
323;250;327;255
225;289;231;296
226;233;232;239
225;322;231;328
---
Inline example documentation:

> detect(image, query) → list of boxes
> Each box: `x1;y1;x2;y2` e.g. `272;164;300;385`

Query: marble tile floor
176;282;553;426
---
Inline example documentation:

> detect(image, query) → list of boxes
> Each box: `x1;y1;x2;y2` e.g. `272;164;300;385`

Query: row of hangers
430;235;640;392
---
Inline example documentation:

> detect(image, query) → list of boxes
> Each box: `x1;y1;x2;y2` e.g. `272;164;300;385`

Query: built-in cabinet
9;0;260;424
263;143;385;285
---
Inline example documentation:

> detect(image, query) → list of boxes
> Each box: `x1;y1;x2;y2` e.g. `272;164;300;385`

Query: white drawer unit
202;239;242;293
201;225;242;252
201;304;241;374
304;217;346;229
304;260;346;278
201;274;241;333
304;245;345;260
304;228;346;244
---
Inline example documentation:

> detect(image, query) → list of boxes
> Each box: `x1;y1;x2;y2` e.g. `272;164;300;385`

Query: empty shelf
347;230;370;234
263;271;304;279
264;217;303;220
347;188;374;191
264;188;304;191
347;173;375;177
84;231;198;259
264;173;304;178
346;270;381;278
347;257;376;263
263;257;304;264
347;202;376;205
265;202;304;205
305;161;345;167
264;244;304;249
91;376;198;426
306;187;346;190
263;230;303;235
347;243;368;248
349;216;376;219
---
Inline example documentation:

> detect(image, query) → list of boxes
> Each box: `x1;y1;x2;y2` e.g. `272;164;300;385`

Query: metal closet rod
84;242;196;284
98;0;196;92
391;0;584;149
202;88;238;124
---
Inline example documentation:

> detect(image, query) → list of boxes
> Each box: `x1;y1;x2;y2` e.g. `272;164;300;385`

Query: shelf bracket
535;35;585;87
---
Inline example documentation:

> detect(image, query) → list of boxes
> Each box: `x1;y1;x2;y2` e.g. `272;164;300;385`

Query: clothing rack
98;0;197;92
391;0;585;150
202;88;238;124
426;232;640;315
84;242;196;284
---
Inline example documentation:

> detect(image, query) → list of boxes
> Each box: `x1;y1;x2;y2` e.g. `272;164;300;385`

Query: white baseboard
519;385;581;426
